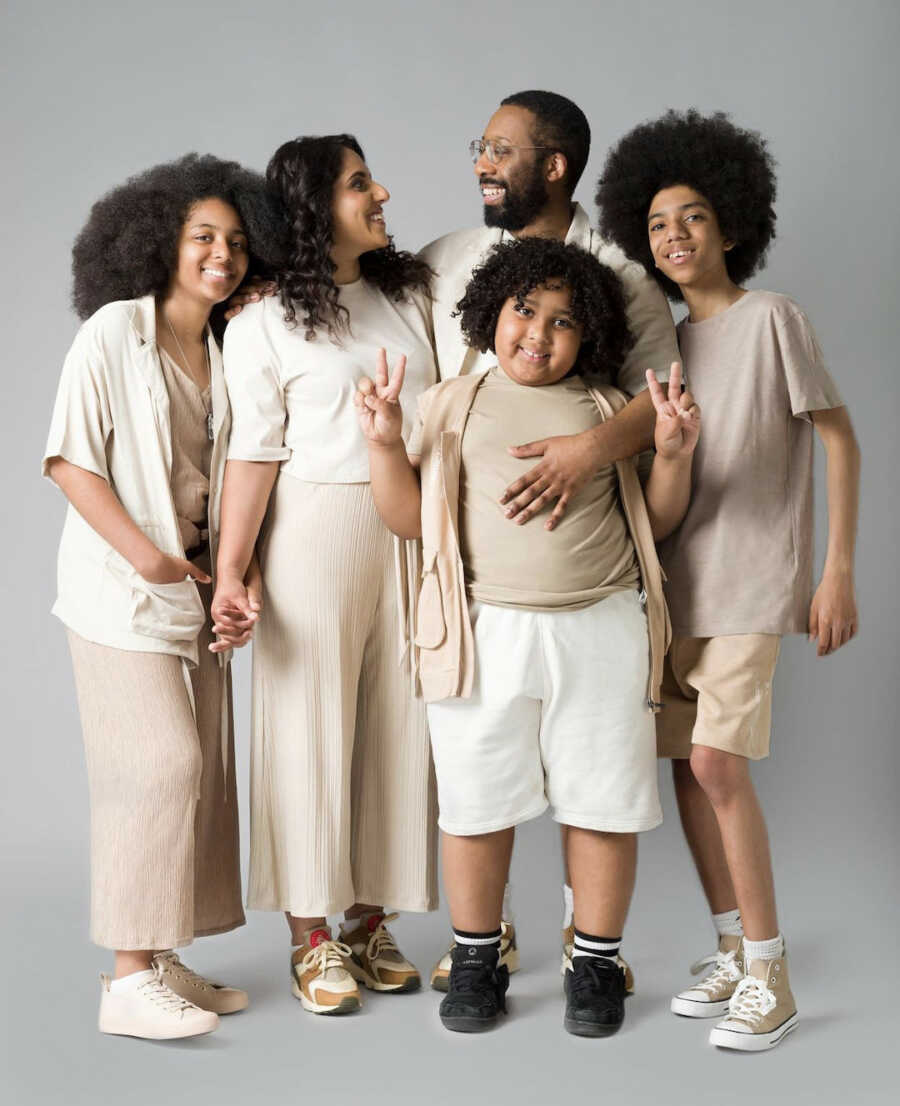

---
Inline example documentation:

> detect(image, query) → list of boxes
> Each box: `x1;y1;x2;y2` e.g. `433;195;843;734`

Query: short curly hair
455;238;633;378
595;109;777;301
71;153;285;321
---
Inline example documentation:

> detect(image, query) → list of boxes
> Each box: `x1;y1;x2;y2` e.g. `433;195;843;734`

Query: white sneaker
98;970;219;1040
671;934;744;1018
152;951;248;1014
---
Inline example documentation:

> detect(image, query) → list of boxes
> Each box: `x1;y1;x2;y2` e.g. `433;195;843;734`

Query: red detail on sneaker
366;913;385;933
309;928;331;948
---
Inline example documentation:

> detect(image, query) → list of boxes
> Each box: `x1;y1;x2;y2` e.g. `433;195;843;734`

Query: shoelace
450;962;504;1004
365;912;404;962
137;975;197;1014
689;948;743;994
569;958;623;1000
726;975;776;1025
155;951;219;991
301;939;353;975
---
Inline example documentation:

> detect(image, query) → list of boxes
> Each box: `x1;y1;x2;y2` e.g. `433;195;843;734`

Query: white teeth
668;250;693;260
519;347;547;361
203;268;229;277
482;187;504;198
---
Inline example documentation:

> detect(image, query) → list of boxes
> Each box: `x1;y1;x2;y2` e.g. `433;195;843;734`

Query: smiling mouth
518;346;549;362
368;211;385;225
665;248;695;264
481;183;505;204
201;267;233;280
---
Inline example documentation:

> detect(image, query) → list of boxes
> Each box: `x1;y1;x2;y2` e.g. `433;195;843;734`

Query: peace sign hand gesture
647;361;701;460
355;347;407;448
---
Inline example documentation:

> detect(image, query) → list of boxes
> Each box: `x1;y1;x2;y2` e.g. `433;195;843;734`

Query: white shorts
426;591;662;836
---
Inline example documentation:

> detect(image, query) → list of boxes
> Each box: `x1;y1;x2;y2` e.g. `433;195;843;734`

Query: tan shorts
656;634;781;761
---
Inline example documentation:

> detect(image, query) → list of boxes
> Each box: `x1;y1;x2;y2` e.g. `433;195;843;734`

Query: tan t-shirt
159;348;212;554
411;367;639;610
658;290;844;636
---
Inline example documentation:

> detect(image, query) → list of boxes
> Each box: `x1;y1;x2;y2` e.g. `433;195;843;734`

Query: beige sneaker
429;920;519;992
561;924;635;994
152;951;248;1014
340;911;420;992
290;927;361;1015
670;934;744;1017
98;970;219;1040
709;952;798;1051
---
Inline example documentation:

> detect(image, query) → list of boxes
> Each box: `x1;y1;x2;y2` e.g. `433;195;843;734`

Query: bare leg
114;950;155;979
442;828;514;932
689;746;778;941
560;824;570;885
286;913;327;945
566;828;636;936
672;757;738;915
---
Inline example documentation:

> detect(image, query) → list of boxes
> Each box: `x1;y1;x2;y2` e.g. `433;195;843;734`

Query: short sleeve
42;322;113;482
615;261;679;396
223;306;291;462
777;309;844;420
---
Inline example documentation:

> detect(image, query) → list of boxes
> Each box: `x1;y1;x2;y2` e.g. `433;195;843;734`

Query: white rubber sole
98;1015;218;1040
291;979;360;1014
709;1012;798;1051
671;994;731;1018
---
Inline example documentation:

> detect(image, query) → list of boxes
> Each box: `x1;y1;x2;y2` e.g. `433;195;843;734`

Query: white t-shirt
224;279;437;483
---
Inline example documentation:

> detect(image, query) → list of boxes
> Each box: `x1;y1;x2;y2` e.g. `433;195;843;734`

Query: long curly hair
264;134;432;340
71;154;286;325
595;109;777;301
455;238;633;378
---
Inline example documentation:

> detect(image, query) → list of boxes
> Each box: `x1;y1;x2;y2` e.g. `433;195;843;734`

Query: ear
545;151;567;185
723;240;736;252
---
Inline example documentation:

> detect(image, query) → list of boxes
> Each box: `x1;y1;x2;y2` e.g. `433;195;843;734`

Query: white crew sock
562;883;574;929
109;969;155;993
502;881;514;923
743;934;784;962
712;908;743;938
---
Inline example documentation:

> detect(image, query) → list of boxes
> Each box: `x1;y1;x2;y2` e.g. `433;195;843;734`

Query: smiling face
330;147;390;263
474;105;550;232
169;197;249;306
647;184;734;291
493;281;584;386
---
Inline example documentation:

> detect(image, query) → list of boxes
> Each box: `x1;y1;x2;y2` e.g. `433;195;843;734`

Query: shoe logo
309;929;331;948
468;948;477;956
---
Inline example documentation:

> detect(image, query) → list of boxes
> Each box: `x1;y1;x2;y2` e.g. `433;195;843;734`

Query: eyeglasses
468;138;554;165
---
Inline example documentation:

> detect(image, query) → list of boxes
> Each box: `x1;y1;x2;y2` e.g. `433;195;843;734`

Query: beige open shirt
43;295;231;669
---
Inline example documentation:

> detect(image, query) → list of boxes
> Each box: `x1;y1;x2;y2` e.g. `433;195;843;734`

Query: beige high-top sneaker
709;952;798;1051
670;934;744;1017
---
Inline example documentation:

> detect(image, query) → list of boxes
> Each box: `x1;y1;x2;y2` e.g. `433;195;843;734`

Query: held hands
209;562;263;653
223;277;278;321
354;348;406;447
808;571;858;656
647;362;700;460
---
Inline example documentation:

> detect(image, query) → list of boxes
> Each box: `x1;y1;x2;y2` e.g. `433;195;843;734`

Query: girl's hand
209;570;261;652
647;362;700;460
355;348;406;447
808;571;858;656
140;550;211;586
223;278;277;320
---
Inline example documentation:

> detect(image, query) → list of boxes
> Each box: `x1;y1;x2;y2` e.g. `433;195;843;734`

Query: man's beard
482;161;549;232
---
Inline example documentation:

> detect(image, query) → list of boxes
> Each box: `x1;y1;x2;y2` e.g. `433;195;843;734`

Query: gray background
3;0;898;1102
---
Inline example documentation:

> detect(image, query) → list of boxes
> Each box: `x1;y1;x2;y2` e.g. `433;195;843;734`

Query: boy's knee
689;744;745;805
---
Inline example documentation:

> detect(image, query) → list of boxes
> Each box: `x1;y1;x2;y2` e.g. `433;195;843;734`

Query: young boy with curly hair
355;237;699;1036
596;110;860;1051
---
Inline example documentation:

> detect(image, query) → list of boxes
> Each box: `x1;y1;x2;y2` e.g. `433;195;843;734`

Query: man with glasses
422;90;679;1001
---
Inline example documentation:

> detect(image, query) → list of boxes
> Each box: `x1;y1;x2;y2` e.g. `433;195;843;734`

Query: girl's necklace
164;313;214;441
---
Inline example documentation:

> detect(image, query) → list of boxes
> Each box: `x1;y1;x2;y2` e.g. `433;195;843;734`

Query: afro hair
595;109;777;300
455;237;633;378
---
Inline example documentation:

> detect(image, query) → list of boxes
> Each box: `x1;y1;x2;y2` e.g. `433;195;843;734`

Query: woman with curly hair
355;236;699;1036
212;135;438;1015
43;153;279;1040
596;111;858;1051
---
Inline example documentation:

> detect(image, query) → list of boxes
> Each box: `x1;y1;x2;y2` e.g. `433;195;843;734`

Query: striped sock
452;927;502;968
572;928;621;965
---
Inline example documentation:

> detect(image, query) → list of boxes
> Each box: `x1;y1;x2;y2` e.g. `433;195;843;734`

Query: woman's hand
647;362;700;460
209;569;262;652
355;348;406;448
223;277;277;321
808;571;858;656
139;550;211;586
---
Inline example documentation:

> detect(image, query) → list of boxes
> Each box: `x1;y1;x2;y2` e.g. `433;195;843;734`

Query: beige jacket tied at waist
412;372;671;708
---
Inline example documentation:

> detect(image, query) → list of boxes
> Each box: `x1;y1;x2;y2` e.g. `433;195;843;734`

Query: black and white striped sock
452;927;502;968
572;928;621;965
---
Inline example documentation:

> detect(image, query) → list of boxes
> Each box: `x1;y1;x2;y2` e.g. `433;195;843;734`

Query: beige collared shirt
42;296;231;665
419;203;679;388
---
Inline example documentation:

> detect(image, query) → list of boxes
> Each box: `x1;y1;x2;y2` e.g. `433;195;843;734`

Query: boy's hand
647;362;700;460
808;571;858;656
209;569;262;653
223;277;277;321
355;348;406;447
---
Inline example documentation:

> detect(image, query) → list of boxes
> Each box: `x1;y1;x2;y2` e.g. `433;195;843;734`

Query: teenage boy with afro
596;109;860;1051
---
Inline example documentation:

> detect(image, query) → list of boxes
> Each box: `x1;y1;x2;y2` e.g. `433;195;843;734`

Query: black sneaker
439;946;509;1033
564;956;626;1037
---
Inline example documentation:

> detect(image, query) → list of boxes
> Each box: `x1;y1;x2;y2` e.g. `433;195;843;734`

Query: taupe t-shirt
411;367;639;611
658;291;843;637
159;348;212;554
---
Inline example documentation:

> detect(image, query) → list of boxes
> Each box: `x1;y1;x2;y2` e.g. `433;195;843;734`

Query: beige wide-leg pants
247;476;437;917
66;583;244;951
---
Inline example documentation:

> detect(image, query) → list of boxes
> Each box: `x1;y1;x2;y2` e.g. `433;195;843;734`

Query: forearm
643;454;693;541
814;407;861;577
368;441;422;539
46;457;162;576
216;459;279;579
582;388;657;468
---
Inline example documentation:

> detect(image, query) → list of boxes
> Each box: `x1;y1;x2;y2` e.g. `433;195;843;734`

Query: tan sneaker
340;911;420;992
98;970;219;1040
429;921;519;992
152;951;248;1014
561;924;635;994
670;934;744;1017
290;927;361;1015
709;952;798;1051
